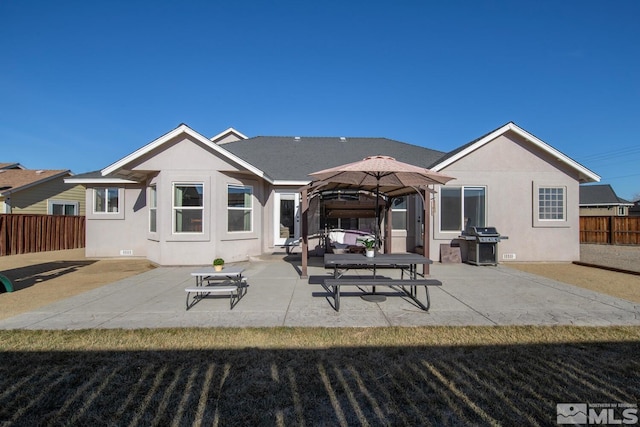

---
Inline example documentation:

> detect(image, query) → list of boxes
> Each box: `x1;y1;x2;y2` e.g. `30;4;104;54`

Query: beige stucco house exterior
0;163;85;215
67;122;599;265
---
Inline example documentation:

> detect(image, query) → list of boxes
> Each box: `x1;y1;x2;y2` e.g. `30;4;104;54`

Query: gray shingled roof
580;184;631;205
222;136;447;181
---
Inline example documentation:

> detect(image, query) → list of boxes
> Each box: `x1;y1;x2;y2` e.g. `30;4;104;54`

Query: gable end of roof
431;122;600;183
100;124;270;182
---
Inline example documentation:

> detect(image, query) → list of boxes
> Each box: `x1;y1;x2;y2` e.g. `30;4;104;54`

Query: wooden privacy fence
0;214;85;256
580;216;640;245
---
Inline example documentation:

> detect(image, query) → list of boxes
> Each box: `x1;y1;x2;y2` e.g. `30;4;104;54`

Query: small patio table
190;266;245;287
186;266;246;310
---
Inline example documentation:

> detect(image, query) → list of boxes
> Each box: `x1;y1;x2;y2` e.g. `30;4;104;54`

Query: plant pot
214;265;223;272
365;249;375;258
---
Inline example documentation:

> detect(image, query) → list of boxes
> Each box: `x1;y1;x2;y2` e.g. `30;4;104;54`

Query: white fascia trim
210;127;248;142
64;178;139;184
432;122;601;182
580;203;634;207
101;124;270;182
272;180;311;186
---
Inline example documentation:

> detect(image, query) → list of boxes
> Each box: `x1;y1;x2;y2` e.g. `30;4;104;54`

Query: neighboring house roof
0;162;26;170
579;184;633;207
65;170;140;185
222;136;446;182
431;122;600;183
0;169;71;196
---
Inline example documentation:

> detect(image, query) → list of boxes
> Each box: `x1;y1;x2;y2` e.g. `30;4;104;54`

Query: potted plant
213;258;225;271
358;237;376;258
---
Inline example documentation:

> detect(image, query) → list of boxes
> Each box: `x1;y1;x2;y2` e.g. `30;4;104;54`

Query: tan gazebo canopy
299;156;455;278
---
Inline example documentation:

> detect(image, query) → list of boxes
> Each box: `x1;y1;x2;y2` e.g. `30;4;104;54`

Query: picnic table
322;253;441;311
185;266;246;310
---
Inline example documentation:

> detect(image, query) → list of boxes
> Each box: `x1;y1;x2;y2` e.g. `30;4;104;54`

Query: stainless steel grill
460;226;508;266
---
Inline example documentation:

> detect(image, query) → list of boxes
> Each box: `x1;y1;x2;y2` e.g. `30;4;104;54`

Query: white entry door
274;192;300;246
415;196;425;248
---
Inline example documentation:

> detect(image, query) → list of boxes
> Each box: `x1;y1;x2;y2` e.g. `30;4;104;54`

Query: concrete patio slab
1;257;638;329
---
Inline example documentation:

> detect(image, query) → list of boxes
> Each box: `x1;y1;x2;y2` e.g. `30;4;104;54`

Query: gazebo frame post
301;187;309;279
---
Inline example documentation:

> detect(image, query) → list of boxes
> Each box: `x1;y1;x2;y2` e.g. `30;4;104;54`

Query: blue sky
2;1;639;199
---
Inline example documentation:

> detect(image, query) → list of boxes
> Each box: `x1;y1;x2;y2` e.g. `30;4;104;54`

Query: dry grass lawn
1;327;639;425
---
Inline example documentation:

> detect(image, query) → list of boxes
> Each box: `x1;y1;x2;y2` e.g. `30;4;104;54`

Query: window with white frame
149;185;157;233
440;186;486;232
227;184;253;232
94;188;120;213
49;200;79;216
537;186;565;221
391;197;407;230
173;183;203;233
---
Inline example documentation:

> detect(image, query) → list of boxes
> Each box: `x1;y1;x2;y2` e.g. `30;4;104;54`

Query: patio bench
322;278;441;311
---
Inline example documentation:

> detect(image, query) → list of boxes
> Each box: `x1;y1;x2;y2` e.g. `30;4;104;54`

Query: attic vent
340;137;347;142
294;136;301;141
35;170;44;174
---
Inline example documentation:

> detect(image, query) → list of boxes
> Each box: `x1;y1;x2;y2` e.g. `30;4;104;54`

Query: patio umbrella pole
362;178;387;303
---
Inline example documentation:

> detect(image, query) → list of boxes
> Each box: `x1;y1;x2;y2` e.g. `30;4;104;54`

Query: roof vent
294;137;301;141
340;137;347;142
35;170;44;174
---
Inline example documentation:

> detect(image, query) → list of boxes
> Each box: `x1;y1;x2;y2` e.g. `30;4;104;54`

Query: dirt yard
506;262;640;303
0;249;155;320
1;249;639;321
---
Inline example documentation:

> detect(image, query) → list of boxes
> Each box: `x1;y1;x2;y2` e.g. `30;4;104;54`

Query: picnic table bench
321;253;442;311
322;277;442;311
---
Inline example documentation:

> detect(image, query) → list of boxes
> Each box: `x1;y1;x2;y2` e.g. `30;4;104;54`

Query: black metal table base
361;294;387;302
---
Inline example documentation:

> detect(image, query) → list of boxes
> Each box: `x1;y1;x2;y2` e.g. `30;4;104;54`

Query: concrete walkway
1;257;639;329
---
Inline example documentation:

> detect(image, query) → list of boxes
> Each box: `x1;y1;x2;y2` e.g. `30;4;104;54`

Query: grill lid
465;226;500;236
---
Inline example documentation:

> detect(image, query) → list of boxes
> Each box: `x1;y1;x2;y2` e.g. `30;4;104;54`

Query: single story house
0;163;85;215
66;122;599;265
579;184;633;216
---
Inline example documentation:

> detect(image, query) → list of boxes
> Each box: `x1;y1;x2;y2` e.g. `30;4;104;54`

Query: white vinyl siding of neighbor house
8;180;85;215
